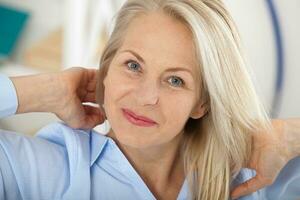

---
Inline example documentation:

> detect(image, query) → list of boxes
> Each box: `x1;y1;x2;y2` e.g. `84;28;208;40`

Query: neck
107;129;185;190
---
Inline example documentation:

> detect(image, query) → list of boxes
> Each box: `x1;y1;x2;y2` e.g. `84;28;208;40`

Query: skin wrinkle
102;12;206;199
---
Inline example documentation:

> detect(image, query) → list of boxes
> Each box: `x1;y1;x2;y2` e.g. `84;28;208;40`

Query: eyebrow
120;49;194;76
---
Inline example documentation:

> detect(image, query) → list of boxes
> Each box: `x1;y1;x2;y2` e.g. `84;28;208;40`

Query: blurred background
0;0;299;135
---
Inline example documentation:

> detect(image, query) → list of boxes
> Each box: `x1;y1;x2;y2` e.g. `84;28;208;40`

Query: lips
122;108;157;127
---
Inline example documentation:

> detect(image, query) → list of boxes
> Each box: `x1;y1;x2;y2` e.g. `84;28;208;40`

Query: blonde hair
97;0;272;199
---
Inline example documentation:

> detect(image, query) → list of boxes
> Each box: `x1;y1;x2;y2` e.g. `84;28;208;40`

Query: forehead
118;12;198;73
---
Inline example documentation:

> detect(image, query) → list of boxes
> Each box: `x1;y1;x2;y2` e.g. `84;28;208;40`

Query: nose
135;78;159;106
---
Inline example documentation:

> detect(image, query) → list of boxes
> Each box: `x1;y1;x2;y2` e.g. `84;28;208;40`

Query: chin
110;129;157;148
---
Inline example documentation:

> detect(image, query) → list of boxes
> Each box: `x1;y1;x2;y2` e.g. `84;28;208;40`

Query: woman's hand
231;119;300;199
54;67;106;129
11;67;106;129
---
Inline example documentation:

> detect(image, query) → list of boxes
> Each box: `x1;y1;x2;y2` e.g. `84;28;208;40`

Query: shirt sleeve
262;156;300;199
0;74;18;118
233;157;300;200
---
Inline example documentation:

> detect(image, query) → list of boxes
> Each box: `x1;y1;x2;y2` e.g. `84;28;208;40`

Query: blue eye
126;60;141;72
168;76;184;87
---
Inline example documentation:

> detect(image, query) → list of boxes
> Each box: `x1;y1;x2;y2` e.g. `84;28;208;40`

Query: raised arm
284;118;300;158
1;67;106;129
231;119;300;199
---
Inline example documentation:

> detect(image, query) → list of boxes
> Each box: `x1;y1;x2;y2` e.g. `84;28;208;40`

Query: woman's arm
285;118;300;158
6;67;106;129
231;119;300;199
0;67;105;199
11;72;60;114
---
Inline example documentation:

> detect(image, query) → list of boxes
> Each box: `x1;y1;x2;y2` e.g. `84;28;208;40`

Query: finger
83;92;97;103
81;105;106;129
230;176;267;199
87;69;98;81
87;79;97;92
78;68;97;90
86;69;98;90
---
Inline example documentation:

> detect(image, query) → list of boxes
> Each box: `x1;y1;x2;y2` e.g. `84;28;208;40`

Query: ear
190;101;208;119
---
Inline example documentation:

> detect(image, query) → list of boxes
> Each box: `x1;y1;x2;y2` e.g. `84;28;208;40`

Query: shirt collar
89;130;189;200
90;130;109;167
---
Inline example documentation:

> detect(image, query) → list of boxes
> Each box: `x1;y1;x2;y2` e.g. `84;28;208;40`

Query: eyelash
124;59;185;88
125;59;142;72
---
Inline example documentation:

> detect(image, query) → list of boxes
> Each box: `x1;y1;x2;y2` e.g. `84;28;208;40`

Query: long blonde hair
97;0;272;199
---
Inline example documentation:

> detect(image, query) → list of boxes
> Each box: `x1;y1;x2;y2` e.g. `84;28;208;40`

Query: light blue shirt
0;74;300;200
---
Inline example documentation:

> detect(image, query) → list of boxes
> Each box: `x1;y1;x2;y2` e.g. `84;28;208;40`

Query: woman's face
103;12;206;148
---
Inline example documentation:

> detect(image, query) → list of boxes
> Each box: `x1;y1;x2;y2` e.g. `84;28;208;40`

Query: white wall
225;0;300;118
275;0;300;117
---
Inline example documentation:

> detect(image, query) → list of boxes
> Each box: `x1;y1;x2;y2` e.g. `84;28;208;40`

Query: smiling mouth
122;108;157;127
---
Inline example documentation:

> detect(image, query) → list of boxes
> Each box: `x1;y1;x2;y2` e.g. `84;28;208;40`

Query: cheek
103;69;129;101
103;70;135;127
103;71;120;121
161;95;195;133
103;75;123;112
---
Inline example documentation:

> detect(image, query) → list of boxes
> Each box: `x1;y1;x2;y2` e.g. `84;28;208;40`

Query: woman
0;0;300;199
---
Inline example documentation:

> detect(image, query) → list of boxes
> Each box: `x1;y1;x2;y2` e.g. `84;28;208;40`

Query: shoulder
0;122;109;199
35;122;109;164
0;124;68;162
35;122;110;199
36;121;107;147
0;122;92;166
35;122;109;168
0;123;72;199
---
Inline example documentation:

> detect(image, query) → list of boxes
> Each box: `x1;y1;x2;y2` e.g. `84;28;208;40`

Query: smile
122;108;157;127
